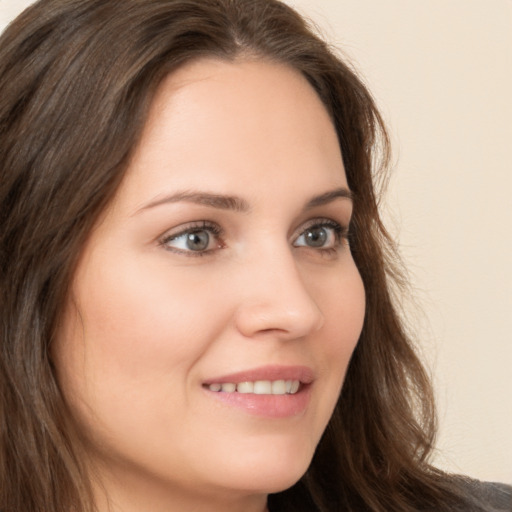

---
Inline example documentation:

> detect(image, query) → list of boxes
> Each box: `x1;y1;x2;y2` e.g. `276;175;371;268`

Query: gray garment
461;481;512;511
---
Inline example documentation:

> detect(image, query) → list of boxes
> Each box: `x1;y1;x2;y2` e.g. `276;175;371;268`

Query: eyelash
293;219;349;257
158;219;349;257
159;221;224;257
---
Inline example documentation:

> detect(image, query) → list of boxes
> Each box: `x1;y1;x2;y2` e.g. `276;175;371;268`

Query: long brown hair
0;1;472;511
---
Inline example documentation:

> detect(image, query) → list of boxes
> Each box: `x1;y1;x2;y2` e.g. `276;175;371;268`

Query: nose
234;247;325;340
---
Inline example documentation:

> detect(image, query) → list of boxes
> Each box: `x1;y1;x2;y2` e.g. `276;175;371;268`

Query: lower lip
204;385;312;418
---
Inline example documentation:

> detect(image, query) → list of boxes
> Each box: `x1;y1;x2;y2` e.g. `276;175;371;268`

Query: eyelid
293;217;348;239
292;217;350;253
158;221;224;255
156;217;350;257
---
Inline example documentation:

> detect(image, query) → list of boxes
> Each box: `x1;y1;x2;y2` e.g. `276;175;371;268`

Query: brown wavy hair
0;0;473;511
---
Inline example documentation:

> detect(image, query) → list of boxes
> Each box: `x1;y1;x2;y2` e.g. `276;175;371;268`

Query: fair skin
53;58;366;512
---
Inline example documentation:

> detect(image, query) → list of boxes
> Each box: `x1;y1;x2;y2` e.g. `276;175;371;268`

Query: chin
220;466;308;496
212;439;315;495
257;467;309;495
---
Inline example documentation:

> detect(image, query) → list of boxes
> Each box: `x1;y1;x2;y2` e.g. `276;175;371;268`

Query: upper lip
203;365;315;385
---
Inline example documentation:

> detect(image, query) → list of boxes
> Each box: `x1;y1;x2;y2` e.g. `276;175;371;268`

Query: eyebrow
304;187;353;209
137;187;352;214
137;191;250;213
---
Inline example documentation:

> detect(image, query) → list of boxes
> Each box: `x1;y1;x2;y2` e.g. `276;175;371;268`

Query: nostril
234;297;324;340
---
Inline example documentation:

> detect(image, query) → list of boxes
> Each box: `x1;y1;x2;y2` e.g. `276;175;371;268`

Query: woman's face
54;59;365;510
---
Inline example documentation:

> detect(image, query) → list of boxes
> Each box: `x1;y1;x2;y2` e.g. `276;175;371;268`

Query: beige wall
2;0;511;484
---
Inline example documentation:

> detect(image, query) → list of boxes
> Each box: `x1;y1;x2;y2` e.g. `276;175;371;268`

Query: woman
0;0;510;511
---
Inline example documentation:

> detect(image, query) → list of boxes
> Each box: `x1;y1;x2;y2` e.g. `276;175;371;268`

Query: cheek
334;269;365;374
68;254;223;379
303;262;366;435
53;251;228;440
315;262;366;359
52;253;235;476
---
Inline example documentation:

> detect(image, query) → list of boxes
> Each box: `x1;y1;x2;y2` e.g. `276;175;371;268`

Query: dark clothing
461;480;512;511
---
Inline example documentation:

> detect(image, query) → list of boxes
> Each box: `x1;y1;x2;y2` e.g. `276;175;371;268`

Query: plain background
1;0;511;484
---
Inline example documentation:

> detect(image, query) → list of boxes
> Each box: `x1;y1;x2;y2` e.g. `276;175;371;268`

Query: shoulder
458;480;512;511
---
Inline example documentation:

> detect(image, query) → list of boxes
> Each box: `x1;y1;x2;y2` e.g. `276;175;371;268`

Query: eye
293;220;347;251
159;222;223;255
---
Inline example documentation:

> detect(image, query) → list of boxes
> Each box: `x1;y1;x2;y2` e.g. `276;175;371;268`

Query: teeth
208;379;301;395
272;380;286;394
237;381;254;393
253;380;272;394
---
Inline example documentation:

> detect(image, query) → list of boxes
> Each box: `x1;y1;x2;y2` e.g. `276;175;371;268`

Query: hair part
1;1;473;511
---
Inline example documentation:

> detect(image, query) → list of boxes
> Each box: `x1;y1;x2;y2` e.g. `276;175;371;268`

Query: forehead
118;58;346;209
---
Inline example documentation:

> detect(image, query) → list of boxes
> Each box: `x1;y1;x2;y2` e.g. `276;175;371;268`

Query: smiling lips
207;379;301;395
203;365;314;417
